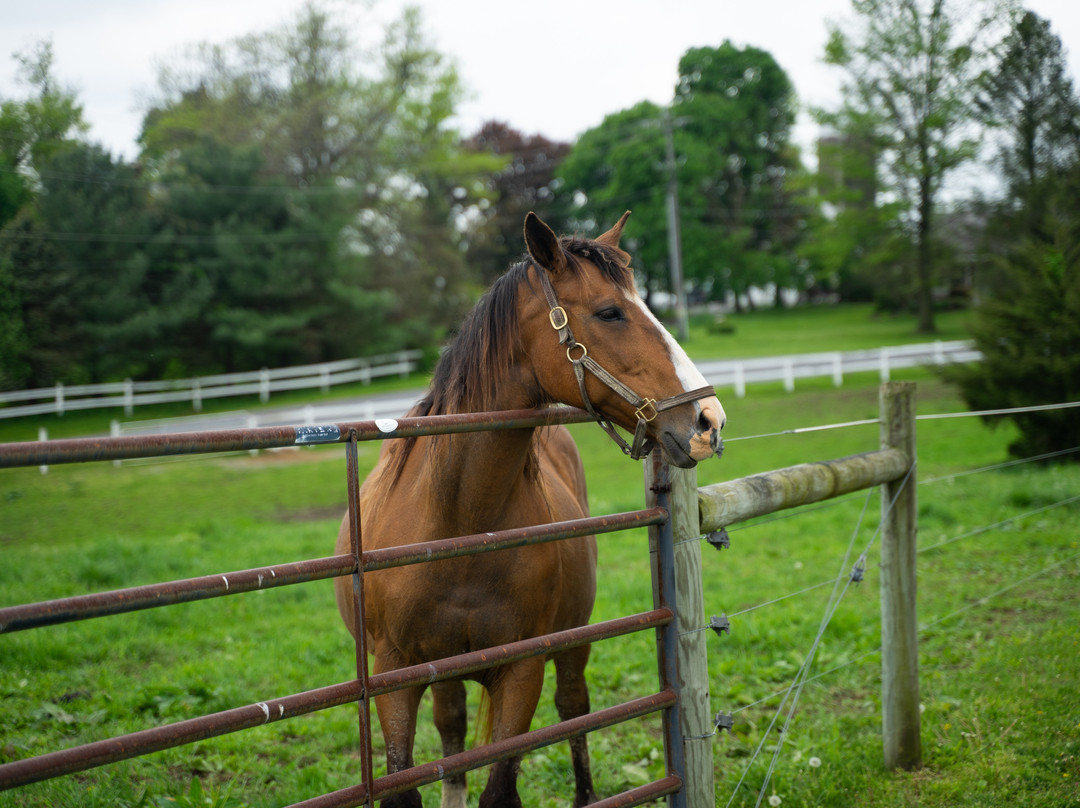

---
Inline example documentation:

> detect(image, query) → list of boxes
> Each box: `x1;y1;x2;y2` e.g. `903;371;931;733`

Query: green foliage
822;0;1012;332
556;101;671;296
976;10;1080;246
674;43;806;309
556;42;806;309
942;173;1080;459
463;122;570;285
0;5;499;388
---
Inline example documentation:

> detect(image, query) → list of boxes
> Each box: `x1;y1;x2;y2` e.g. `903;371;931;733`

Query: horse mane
377;234;636;489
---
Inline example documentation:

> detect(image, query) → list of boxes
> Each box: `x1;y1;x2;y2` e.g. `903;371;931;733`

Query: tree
0;40;88;235
977;10;1080;239
942;162;1080;460
0;42;97;388
556;43;805;311
800;126;913;307
824;0;1011;332
463;121;570;284
139;2;490;363
556;101;673;303
674;42;804;310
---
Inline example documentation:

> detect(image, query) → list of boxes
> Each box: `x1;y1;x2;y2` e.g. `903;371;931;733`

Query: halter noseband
534;263;716;460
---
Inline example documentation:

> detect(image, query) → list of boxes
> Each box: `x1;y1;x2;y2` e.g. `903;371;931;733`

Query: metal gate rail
0;508;667;633
0;408;691;807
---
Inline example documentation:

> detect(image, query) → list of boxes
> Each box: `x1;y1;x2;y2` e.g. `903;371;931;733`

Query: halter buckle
548;306;568;331
635;398;659;423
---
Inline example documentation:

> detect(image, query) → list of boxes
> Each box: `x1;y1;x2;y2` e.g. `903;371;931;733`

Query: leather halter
534;263;716;460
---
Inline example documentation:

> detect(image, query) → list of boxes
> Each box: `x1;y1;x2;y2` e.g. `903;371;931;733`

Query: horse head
522;211;726;468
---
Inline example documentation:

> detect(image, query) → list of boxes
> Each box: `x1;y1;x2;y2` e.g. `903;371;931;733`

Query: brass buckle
635;398;658;422
549;306;568;330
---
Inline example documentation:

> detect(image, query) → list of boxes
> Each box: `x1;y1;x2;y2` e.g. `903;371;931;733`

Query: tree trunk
915;176;936;334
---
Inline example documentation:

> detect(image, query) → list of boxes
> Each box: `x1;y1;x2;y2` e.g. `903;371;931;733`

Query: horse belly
367;542;577;667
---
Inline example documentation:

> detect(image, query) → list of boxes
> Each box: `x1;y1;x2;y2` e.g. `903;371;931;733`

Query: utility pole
662;108;690;342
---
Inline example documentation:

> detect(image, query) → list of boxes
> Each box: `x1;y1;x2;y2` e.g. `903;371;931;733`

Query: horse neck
420;369;543;534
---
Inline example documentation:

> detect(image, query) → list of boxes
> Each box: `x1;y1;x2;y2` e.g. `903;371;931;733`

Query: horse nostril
697;411;713;434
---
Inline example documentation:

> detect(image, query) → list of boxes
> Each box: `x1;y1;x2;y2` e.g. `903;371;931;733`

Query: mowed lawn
1;303;1077;807
1;370;1077;808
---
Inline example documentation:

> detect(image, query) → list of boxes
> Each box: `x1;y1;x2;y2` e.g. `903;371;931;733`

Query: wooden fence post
879;381;921;770
670;463;714;807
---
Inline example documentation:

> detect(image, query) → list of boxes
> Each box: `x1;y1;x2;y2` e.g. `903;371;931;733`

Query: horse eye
595;307;625;323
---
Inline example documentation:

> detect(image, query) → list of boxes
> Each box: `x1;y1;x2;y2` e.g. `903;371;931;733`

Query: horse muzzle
657;397;726;468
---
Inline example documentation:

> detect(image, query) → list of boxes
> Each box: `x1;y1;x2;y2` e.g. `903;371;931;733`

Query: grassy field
1;364;1077;808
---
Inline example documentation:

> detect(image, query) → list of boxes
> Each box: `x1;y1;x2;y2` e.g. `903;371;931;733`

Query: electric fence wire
691;444;1080;628
750;467;912;808
725;547;1080;721
717;489;1080;628
721;467;914;808
724;400;1080;447
711;459;1078;805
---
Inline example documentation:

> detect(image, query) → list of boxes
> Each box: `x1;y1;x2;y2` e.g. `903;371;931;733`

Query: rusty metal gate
0;407;695;808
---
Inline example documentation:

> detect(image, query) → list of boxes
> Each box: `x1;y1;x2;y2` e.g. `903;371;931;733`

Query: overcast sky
2;0;1078;163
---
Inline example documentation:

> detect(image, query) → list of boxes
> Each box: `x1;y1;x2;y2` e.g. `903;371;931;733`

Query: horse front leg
478;658;545;808
374;684;425;808
432;679;468;808
555;644;598;806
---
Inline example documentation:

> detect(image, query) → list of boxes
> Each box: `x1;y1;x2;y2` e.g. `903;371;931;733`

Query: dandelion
768;796;782;807
809;756;822;768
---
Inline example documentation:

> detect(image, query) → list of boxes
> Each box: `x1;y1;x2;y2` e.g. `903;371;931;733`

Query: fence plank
697;448;910;532
879;382;922;770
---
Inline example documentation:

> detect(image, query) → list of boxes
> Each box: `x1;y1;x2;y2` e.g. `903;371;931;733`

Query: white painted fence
0;352;422;420
696;340;980;397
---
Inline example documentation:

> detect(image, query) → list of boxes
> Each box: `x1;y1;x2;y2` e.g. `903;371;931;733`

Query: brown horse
334;212;726;808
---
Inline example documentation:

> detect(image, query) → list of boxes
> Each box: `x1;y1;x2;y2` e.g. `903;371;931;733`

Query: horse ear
595;210;632;249
524;212;566;273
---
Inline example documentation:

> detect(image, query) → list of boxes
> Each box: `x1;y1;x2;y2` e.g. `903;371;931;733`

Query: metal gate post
646;454;688;808
345;433;376;807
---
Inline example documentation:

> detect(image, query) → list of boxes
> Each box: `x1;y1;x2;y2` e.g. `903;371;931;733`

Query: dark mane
377;234;635;486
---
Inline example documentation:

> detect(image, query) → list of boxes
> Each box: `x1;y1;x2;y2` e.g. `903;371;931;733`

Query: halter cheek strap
535;264;716;460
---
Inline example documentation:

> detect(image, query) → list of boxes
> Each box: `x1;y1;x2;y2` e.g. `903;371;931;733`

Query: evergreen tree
977;10;1080;240
943;164;1080;459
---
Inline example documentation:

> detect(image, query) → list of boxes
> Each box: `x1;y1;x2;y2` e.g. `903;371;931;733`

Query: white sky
1;0;1078;164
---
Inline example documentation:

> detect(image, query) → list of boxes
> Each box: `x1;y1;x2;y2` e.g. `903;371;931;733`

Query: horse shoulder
537;425;589;517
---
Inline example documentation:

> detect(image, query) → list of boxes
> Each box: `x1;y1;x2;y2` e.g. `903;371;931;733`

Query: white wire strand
728;547;1080;716
725;400;1080;446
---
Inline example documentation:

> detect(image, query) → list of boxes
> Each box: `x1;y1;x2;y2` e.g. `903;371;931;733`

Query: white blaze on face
625;289;727;459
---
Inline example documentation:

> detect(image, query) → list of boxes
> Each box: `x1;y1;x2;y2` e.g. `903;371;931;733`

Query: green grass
678;303;973;360
2;377;1078;804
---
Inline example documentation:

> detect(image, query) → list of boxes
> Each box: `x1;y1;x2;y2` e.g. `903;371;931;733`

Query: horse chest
369;544;568;663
